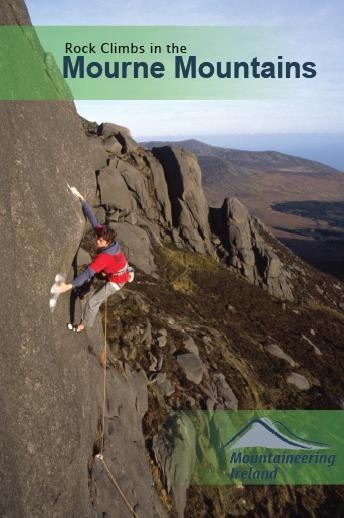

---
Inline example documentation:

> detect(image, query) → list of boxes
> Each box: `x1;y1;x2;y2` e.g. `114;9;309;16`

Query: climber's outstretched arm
68;185;102;231
81;199;102;231
53;265;96;293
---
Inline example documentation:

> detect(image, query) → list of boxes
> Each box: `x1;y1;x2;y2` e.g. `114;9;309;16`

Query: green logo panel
181;411;343;485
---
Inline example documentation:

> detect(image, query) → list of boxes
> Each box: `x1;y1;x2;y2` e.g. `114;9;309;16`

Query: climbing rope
96;299;140;518
97;456;139;518
100;298;107;457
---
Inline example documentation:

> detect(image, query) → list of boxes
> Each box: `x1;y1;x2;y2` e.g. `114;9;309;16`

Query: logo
222;417;335;482
223;417;329;450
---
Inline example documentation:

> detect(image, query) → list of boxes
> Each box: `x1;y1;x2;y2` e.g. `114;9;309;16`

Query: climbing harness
95;299;140;518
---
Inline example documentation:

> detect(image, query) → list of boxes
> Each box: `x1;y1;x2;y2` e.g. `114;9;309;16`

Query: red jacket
89;249;129;284
71;200;130;288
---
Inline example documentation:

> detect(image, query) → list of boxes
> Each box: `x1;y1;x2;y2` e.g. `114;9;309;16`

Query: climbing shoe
66;323;84;333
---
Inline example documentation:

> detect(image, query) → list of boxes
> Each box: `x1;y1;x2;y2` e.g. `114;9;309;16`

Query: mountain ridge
143;138;344;278
142;138;343;174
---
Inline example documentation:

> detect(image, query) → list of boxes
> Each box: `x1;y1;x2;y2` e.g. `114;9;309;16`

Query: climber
55;188;134;332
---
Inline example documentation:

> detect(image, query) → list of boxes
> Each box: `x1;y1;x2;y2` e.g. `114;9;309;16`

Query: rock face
90;364;164;517
210;197;294;300
0;2;161;516
153;413;197;518
0;69;95;518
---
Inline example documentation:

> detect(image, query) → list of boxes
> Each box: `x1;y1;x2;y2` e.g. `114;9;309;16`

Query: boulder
98;122;132;139
98;122;137;153
302;335;322;356
183;336;199;356
265;343;297;367
159;378;176;397
286;372;311;390
157;335;167;348
141;319;152;349
176;353;204;384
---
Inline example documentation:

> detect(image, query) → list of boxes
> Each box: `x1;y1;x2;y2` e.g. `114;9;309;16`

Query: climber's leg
80;282;122;329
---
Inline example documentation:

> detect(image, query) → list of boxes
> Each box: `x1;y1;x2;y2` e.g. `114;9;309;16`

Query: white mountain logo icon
223;417;329;450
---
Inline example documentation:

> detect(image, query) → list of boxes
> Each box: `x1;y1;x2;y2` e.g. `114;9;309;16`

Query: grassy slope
96;241;344;517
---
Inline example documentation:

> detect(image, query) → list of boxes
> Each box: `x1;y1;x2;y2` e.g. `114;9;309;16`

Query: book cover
0;1;343;516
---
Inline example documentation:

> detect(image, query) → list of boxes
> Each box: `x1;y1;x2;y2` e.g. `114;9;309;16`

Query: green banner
0;26;316;100
159;410;344;485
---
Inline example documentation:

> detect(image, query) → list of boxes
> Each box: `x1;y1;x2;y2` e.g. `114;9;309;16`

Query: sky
25;1;344;168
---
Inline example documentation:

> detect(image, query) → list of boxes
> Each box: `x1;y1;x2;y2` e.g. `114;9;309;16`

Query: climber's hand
53;282;73;293
68;185;84;201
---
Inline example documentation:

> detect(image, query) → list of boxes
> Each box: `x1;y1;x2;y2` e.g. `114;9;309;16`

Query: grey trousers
81;282;122;328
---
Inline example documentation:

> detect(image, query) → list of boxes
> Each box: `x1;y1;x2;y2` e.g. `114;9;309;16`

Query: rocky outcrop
90;140;174;275
210;197;294;300
79;112;295;300
152;146;214;255
84;127;218;275
87;128;293;298
98;122;138;154
111;221;157;276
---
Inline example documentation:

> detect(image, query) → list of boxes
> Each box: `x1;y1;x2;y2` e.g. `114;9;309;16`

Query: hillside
143;139;344;278
142;140;344;208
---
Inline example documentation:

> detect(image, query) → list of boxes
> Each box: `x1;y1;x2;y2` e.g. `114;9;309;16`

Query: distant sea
139;133;344;172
